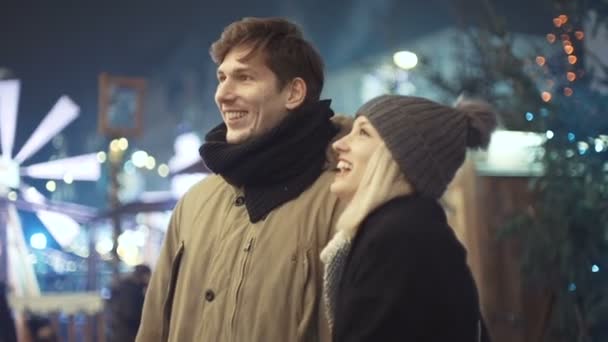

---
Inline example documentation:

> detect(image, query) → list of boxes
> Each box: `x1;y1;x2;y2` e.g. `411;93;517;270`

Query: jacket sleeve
135;199;183;342
333;222;479;342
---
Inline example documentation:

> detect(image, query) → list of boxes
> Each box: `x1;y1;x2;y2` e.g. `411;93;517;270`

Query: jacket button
204;289;215;302
235;196;245;206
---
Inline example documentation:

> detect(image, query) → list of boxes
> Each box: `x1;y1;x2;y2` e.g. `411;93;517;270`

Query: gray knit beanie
357;94;497;199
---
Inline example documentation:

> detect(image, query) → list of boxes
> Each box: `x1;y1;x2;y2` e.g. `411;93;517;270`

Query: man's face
215;45;291;144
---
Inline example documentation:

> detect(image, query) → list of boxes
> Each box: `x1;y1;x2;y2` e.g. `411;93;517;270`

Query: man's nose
215;81;236;103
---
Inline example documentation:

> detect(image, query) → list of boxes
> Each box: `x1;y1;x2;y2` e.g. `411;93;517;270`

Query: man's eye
238;75;252;81
217;75;226;82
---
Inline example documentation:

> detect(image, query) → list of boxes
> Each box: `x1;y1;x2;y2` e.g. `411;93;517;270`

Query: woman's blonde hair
335;143;413;240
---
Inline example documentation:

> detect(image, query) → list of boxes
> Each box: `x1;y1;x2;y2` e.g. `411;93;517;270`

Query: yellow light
535;56;546;66
109;139;120;152
63;173;74;184
575;31;584;40
96;151;107;163
393;51;418;70
546;33;556;43
541;91;552;102
46;180;57;192
558;14;568;24
7;191;17;201
564;87;573;96
118;138;129;151
158;164;170;178
564;45;574;55
568;55;578;65
567;72;576;82
146;156;156;170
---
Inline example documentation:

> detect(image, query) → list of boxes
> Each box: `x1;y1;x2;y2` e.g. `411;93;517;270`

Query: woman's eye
238;75;252;81
359;129;370;137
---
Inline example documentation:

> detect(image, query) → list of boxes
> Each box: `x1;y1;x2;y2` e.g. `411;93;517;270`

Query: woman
321;94;495;341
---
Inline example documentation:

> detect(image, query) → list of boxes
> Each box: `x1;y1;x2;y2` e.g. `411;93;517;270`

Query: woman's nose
332;136;349;153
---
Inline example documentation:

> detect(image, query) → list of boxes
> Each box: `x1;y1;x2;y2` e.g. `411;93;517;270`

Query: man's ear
285;77;307;110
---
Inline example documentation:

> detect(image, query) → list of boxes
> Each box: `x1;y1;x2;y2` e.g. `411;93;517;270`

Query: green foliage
436;1;608;341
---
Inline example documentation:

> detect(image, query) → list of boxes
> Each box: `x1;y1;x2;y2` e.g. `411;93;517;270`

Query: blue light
540;108;549;117
568;283;577;292
525;112;534;121
592;264;600;273
567;133;575;142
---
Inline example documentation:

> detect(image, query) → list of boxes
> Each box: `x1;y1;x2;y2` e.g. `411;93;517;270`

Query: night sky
0;0;552;202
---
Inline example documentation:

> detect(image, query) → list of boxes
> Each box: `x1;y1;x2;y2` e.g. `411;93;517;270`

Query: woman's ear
285;77;307;110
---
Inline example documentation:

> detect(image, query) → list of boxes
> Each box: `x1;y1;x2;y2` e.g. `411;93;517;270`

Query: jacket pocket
162;241;185;341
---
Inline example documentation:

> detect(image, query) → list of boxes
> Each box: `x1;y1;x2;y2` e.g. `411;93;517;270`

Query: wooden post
108;147;123;278
97;312;106;342
67;314;76;342
0;200;8;283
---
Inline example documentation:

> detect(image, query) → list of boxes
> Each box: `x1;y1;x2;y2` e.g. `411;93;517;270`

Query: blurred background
1;0;607;341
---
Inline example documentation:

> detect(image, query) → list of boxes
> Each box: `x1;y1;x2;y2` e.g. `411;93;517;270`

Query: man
107;265;151;342
136;17;344;341
0;281;17;342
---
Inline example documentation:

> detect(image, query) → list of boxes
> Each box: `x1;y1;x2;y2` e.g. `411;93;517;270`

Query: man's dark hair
210;17;324;105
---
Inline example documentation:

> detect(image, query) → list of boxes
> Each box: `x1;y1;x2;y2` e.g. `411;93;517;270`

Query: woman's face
330;116;383;201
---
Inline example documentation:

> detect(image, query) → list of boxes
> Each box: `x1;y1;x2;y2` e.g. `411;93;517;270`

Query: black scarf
200;100;337;223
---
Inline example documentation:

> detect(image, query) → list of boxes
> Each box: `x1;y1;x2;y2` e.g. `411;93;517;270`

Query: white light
158;164;170;177
546;130;554;139
24;186;45;204
45;180;56;192
0;80;20;159
21;153;101;181
592;264;600;273
7;191;17;201
169;133;202;173
578;141;589;154
595;139;604;152
95;237;114;255
36;210;81;247
171;173;207;198
131;150;149;168
63;173;73;184
393;51;418;70
14;96;80;164
479;130;546;175
118;229;147;248
30;233;47;250
97;151;107;163
0;157;20;189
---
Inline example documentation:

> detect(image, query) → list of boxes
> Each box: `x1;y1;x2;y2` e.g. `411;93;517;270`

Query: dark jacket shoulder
333;195;481;342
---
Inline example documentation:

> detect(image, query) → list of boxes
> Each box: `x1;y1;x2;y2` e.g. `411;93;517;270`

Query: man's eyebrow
217;67;256;75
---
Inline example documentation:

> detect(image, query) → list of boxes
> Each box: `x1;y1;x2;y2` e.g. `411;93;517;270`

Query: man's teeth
337;161;353;172
225;111;247;119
